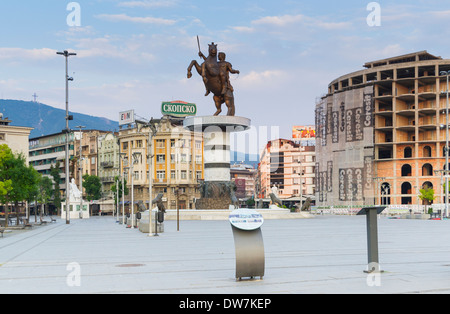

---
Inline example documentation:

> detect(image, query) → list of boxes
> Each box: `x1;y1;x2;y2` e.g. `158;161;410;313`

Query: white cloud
239;70;287;90
95;13;177;25
252;14;305;27
0;48;57;61
118;1;177;9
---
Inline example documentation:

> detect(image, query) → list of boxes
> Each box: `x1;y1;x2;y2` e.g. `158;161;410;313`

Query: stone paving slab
0;215;450;294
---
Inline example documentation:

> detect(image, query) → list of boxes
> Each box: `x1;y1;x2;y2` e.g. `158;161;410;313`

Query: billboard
161;101;197;117
119;110;135;126
292;126;315;140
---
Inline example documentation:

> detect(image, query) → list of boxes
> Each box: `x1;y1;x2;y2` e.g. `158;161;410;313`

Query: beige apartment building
0;114;33;162
118;116;204;211
315;50;450;207
73;129;111;187
98;132;121;199
258;138;316;204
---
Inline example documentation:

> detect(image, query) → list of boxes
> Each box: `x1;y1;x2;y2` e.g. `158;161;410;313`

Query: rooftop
363;50;441;69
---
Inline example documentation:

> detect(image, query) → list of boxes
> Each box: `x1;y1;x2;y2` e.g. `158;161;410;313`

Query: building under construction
315;51;450;207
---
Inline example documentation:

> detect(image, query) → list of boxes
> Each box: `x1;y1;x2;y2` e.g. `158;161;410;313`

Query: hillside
0;99;119;138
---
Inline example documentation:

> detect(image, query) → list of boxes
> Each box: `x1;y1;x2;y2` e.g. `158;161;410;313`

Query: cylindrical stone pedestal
184;116;251;209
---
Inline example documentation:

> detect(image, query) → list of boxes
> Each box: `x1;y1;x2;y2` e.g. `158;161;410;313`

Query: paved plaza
1;215;450;294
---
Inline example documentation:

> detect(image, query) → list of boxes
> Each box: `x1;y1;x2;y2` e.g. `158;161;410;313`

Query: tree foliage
111;175;129;203
0;144;40;226
419;186;436;205
83;174;102;201
50;161;62;211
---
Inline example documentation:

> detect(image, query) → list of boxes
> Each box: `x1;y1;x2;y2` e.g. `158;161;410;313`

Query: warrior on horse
187;39;240;116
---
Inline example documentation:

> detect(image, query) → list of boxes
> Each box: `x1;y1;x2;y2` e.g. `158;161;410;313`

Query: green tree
0;145;37;226
83;174;102;201
38;176;54;221
25;167;41;223
50;161;62;214
419;186;436;213
0;144;14;226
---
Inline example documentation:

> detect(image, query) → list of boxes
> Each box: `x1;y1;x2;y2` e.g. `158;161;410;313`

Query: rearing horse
187;42;236;116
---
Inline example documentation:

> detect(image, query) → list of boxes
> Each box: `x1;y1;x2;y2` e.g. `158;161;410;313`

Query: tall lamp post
119;152;127;224
130;152;141;229
76;125;85;219
440;70;450;218
57;50;76;224
297;159;303;211
147;119;157;237
123;166;129;224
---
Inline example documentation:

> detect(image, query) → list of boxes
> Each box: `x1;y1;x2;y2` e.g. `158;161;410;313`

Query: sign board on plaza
229;209;264;231
119;110;135;126
161;101;197;117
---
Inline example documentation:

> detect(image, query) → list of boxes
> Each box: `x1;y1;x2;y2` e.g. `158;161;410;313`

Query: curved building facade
315;51;450;207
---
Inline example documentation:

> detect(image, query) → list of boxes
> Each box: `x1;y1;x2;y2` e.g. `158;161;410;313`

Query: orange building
118;116;203;210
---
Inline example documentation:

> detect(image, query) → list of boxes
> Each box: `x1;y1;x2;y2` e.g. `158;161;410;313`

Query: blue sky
1;0;450;142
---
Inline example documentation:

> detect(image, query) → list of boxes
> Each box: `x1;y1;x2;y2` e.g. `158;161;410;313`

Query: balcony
101;161;114;168
101;176;115;183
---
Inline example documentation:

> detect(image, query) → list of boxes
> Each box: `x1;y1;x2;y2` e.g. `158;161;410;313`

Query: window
136;140;143;148
156;139;165;148
404;147;412;158
181;154;187;163
157;154;166;163
196;171;202;179
423;146;432;158
171;154;176;163
196;155;202;164
195;140;202;149
171;139;175;148
157;171;166;180
171;170;176;179
181;170;187;179
122;142;128;150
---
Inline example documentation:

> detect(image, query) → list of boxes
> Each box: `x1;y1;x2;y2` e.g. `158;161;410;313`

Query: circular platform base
183;116;251;132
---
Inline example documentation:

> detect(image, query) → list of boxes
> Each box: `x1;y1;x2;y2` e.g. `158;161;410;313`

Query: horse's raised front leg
187;60;202;78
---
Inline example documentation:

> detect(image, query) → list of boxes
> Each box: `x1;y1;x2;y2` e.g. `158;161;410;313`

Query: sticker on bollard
229;209;265;281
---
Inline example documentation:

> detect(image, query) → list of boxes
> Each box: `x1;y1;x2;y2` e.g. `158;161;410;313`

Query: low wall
163;209;314;221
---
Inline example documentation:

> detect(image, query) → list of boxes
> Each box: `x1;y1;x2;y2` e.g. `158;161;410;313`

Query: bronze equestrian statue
187;41;239;116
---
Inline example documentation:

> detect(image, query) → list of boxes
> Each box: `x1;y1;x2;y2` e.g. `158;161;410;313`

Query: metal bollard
357;206;386;273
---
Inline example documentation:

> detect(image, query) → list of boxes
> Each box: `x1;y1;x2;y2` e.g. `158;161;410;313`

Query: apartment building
98;132;120;199
29;131;76;194
0;114;33;162
118;116;204;211
230;163;257;201
258;138;316;203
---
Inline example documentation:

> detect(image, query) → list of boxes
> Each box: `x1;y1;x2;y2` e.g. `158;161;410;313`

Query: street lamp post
123;166;129;225
297;159;303;211
119;152;127;224
441;70;450;218
147;119;157;237
57;50;76;225
130;152;141;229
76;125;85;219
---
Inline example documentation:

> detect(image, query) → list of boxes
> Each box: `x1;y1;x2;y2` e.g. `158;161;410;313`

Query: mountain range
0;99;119;138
